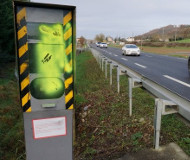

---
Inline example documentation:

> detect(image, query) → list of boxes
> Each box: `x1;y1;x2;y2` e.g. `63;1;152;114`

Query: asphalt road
91;44;190;101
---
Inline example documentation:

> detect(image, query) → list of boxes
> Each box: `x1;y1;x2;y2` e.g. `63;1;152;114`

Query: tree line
0;0;15;57
0;0;28;62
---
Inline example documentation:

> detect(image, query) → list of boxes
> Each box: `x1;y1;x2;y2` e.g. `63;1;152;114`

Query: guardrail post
128;78;133;116
110;63;113;85
154;99;178;149
154;99;162;150
117;67;120;93
101;58;104;71
98;55;101;68
105;59;107;78
99;56;102;68
128;78;142;116
100;56;103;69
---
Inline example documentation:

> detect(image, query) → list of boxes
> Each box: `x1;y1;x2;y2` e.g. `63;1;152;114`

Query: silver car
122;44;140;56
99;42;107;48
96;42;101;47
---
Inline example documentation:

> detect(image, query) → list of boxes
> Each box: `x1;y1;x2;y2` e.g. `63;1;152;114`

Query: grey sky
32;0;190;39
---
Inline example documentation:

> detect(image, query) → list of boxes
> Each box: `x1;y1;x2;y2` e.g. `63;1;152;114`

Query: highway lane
91;44;190;101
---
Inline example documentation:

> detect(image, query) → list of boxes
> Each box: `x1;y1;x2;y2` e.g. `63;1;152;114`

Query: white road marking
163;75;190;88
114;55;118;57
134;63;147;68
109;52;112;55
177;58;186;60
146;55;152;57
121;58;128;61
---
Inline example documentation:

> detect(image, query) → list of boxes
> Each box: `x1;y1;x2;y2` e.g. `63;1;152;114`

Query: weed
131;132;143;141
83;147;97;157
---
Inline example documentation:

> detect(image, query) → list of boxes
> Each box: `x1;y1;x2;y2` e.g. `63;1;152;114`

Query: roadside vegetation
176;39;190;43
0;1;28;159
0;51;190;159
74;51;190;159
0;63;25;159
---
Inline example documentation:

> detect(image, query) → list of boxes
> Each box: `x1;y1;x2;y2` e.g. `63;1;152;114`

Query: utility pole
140;36;143;50
174;25;177;42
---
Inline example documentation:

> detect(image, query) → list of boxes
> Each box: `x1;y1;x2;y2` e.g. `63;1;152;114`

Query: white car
122;44;140;56
96;42;101;47
99;42;108;48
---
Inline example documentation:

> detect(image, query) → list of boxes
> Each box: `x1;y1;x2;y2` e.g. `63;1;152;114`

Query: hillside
136;25;190;41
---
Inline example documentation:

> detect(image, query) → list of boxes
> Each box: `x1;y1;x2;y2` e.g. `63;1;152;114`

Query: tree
95;33;105;42
0;0;15;56
0;0;29;58
78;36;86;46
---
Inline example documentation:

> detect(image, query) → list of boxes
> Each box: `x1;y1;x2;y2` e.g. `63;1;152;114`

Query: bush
166;42;190;48
138;42;165;47
137;42;190;48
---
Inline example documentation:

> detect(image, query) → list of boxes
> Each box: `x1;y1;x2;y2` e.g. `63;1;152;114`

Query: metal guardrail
90;47;190;149
76;48;89;55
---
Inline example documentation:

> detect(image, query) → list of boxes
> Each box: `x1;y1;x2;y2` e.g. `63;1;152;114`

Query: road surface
91;44;190;102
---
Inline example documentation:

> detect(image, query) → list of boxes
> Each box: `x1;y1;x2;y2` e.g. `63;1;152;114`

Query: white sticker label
32;117;67;139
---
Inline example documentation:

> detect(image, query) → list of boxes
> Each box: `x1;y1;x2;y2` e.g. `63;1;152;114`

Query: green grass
0;63;25;160
176;39;190;43
161;114;190;155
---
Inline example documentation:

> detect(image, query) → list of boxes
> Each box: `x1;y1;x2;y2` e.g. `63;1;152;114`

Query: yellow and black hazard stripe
16;7;31;112
63;11;74;110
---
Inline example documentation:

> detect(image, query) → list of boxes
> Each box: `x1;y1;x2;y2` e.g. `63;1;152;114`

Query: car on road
122;44;140;56
188;56;190;75
99;42;108;48
100;42;108;48
96;42;101;47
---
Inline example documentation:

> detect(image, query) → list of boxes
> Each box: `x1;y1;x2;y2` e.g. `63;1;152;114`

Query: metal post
154;99;163;149
110;64;112;85
153;99;178;149
117;67;120;93
99;56;101;68
102;58;104;71
98;55;100;68
128;78;133;116
105;60;107;78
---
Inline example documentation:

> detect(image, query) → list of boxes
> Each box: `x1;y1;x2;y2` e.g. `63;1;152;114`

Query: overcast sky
32;0;190;39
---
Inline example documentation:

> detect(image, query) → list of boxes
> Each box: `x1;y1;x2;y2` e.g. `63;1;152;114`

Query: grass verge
177;39;190;43
0;63;25;160
141;46;190;58
74;51;190;159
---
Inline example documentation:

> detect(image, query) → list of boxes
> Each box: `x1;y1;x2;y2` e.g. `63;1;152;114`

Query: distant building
120;42;125;45
159;38;169;42
135;39;141;43
107;36;114;43
76;38;80;43
126;37;135;42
